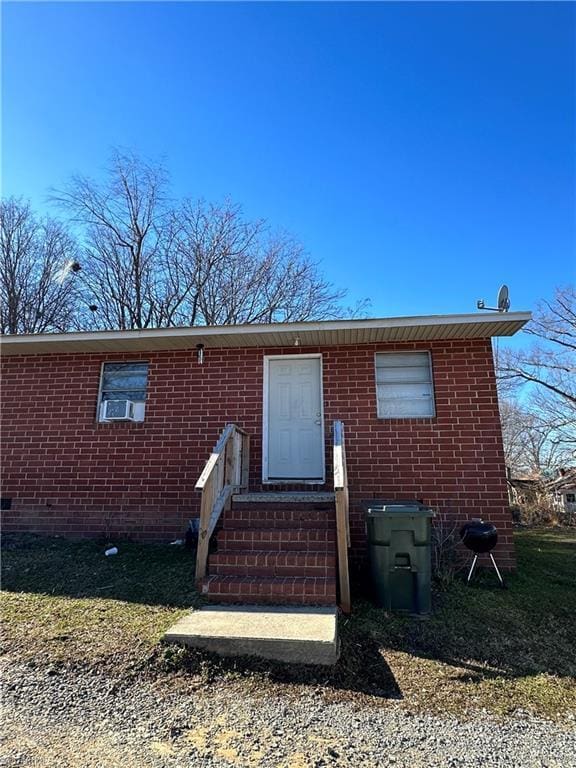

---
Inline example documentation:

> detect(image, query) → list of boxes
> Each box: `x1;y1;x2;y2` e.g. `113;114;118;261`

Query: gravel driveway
2;660;574;768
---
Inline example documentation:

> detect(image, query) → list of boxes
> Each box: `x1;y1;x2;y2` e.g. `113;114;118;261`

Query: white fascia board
0;311;532;355
0;312;531;345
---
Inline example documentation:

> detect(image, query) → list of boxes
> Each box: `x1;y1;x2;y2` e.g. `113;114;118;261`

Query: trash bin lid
365;501;434;517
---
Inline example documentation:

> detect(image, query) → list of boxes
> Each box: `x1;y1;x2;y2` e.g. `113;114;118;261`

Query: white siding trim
0;312;532;356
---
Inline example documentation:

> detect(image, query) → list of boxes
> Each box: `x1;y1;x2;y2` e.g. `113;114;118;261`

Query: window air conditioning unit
103;399;136;421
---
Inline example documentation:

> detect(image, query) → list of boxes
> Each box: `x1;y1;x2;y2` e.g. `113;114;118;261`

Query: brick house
0;312;529;608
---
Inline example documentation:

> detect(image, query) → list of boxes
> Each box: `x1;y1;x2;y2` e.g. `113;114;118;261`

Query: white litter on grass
104;547;118;556
169;539;184;546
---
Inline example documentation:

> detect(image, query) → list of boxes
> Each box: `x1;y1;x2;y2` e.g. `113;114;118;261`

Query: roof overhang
0;312;531;356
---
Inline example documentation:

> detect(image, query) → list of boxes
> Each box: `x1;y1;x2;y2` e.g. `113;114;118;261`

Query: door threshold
234;491;335;503
264;479;325;485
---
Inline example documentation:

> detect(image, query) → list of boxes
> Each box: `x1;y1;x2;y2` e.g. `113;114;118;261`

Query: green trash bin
365;501;435;615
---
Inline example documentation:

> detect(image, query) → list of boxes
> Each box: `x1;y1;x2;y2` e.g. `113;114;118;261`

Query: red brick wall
0;338;514;568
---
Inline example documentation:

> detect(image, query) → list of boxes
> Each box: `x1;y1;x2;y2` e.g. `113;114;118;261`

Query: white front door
265;356;324;481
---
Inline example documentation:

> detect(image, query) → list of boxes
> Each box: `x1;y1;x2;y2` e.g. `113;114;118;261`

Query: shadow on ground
346;528;576;684
2;529;575;703
1;533;199;609
156;631;403;700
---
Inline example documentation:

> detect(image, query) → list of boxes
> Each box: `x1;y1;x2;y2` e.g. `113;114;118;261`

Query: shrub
431;517;461;588
511;501;561;527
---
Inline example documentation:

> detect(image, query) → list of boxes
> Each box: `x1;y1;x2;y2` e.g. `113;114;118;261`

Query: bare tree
52;150;184;330
0;198;79;334
497;286;576;472
499;398;529;474
53;152;354;330
499;286;575;402
0;148;370;334
173;199;348;326
499;398;568;476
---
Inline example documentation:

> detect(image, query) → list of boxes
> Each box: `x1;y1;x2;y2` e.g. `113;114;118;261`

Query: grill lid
460;520;498;553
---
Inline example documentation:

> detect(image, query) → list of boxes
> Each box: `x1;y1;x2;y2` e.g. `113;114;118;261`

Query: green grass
340;528;576;717
1;535;201;671
1;529;575;719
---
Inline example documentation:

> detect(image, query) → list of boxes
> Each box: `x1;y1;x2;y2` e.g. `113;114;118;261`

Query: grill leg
489;553;506;588
466;554;478;584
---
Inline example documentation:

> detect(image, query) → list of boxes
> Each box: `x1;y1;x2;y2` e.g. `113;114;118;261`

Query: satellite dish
497;285;510;312
476;284;511;313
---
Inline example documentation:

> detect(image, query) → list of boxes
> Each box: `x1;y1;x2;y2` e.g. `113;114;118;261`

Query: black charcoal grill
460;519;505;588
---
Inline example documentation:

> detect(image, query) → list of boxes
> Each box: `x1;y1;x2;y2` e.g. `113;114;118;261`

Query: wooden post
216;450;224;492
224;434;235;486
195;474;214;581
335;488;351;614
344;486;351;547
342;436;351;547
241;433;251;490
232;429;242;486
333;420;351;613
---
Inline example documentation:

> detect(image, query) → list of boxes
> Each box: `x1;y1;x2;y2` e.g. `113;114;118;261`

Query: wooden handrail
195;423;250;581
333;420;351;614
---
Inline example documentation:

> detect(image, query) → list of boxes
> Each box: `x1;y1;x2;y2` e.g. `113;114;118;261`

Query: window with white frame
98;362;149;422
375;352;435;418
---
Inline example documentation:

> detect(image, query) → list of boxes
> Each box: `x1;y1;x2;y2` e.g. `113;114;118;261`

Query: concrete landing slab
233;492;335;503
164;605;340;666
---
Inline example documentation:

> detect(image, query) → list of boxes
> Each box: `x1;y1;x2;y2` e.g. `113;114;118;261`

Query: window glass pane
102;363;148;391
377;383;432;399
376;352;430;368
375;352;434;418
104;363;148;374
378;397;434;417
102;371;148;390
99;362;148;421
376;366;431;384
101;390;146;402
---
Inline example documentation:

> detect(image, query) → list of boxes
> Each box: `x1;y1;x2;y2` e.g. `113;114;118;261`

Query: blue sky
2;1;575;322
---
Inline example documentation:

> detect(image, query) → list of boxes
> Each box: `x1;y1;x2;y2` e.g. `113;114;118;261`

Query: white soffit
0;312;531;356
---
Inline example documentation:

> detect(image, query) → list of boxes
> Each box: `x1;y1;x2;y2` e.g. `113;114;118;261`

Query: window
98;362;149;422
375;352;435;418
566;493;576;504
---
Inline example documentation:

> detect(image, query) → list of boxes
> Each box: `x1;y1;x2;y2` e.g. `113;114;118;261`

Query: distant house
507;475;542;506
0;311;530;609
548;469;576;519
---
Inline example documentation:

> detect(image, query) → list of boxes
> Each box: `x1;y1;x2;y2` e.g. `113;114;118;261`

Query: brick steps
223;505;335;530
199;575;337;606
217;528;336;552
210;549;336;578
202;493;338;607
